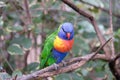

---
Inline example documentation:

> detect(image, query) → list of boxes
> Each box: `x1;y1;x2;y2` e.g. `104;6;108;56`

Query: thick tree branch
61;0;111;59
17;53;107;80
79;0;120;18
109;53;120;80
17;37;111;80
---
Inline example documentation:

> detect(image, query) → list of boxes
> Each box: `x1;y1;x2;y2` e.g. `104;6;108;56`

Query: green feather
39;25;62;69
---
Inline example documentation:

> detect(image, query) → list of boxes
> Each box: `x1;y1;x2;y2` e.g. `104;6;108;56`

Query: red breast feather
54;36;74;53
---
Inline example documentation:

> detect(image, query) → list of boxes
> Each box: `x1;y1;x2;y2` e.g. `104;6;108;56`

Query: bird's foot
61;61;67;67
53;63;59;70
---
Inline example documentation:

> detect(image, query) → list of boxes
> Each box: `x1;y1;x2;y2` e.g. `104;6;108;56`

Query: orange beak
66;33;70;39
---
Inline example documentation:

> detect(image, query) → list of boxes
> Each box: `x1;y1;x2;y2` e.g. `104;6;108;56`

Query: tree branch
109;0;115;58
61;0;111;59
17;53;107;80
24;0;32;24
89;38;112;61
23;0;32;67
79;0;120;18
17;37;111;80
109;53;120;80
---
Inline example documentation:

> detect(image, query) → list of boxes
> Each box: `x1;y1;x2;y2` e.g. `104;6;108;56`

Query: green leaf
33;16;42;23
33;26;41;35
0;66;3;70
8;13;18;20
0;17;4;28
70;72;84;80
27;24;34;30
82;0;104;7
12;70;22;77
104;64;114;80
55;73;71;80
55;73;84;80
6;25;23;32
30;3;40;9
23;62;39;73
12;25;23;32
32;10;42;16
72;36;90;56
0;72;11;80
88;7;99;13
0;29;4;36
20;38;32;49
94;71;106;78
78;21;95;33
10;36;32;50
81;69;89;76
7;44;24;55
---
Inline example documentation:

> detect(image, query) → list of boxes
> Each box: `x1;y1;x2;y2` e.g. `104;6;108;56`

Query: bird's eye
62;27;66;33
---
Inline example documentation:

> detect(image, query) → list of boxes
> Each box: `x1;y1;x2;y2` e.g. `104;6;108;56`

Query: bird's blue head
58;22;74;40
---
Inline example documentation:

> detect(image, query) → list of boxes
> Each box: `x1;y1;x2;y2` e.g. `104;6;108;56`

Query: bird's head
58;22;74;40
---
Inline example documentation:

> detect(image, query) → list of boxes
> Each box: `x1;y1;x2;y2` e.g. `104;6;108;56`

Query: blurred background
0;0;120;80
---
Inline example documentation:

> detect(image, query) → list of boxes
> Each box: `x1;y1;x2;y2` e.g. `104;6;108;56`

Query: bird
39;22;74;69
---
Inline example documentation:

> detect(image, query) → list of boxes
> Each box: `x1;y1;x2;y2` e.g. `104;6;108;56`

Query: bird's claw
53;63;59;70
61;61;67;67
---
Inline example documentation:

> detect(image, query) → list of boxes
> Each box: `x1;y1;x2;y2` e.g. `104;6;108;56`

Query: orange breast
53;36;74;53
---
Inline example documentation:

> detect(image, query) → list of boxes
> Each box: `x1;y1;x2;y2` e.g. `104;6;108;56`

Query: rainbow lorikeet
40;22;74;69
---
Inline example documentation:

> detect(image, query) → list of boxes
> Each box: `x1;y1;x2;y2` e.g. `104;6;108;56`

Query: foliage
0;0;119;80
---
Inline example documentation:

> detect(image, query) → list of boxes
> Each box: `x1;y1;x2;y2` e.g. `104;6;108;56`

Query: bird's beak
66;33;70;39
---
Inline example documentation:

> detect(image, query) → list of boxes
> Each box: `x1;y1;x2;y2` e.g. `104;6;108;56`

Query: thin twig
89;37;112;61
24;0;32;24
13;75;18;80
0;50;14;72
23;0;32;66
109;0;115;59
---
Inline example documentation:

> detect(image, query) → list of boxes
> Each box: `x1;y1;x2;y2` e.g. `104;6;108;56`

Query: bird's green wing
39;30;58;69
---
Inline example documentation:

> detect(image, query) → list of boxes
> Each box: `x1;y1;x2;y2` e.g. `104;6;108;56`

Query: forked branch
17;38;111;80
